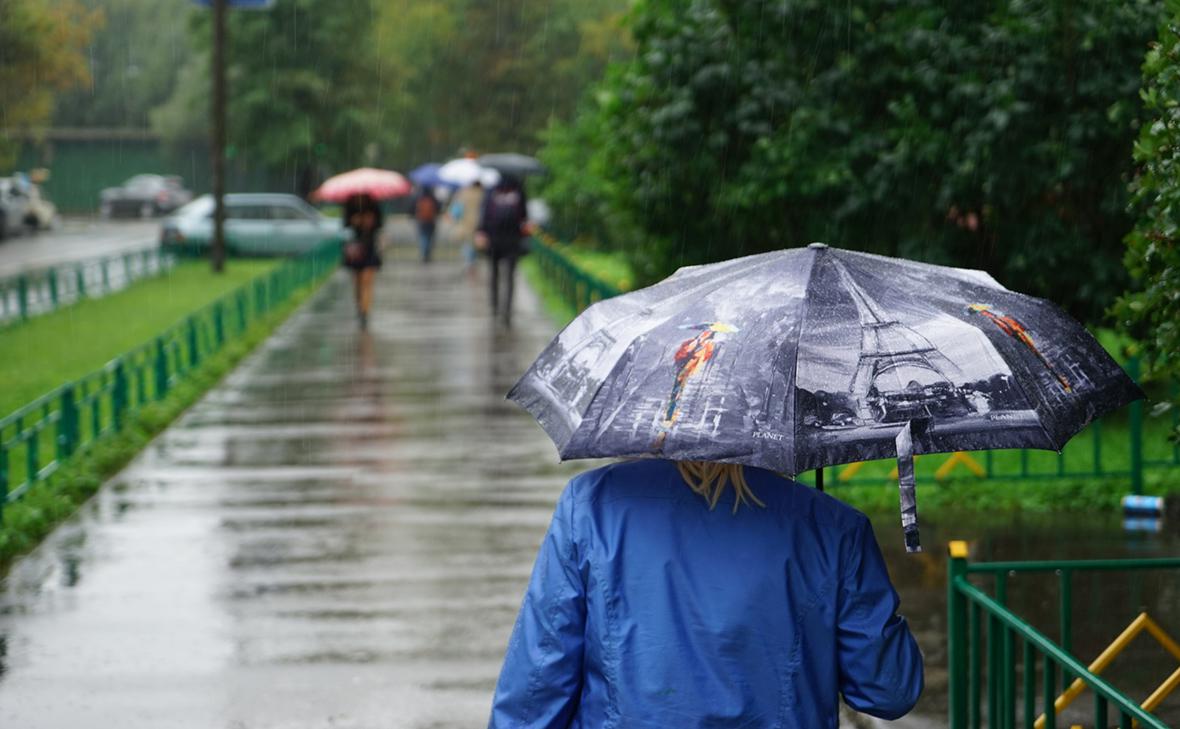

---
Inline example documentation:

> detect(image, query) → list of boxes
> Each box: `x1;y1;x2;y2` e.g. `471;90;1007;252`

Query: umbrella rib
788;245;827;477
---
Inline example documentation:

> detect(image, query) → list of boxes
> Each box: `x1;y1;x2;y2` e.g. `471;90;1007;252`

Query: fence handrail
0;247;177;326
0;252;306;430
0;241;340;520
947;542;1179;728
953;576;1169;728
964;557;1180;574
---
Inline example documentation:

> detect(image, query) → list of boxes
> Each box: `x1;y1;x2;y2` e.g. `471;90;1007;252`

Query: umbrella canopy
311;168;412;202
438;158;489;187
409;163;449;188
478;152;546;177
509;243;1142;551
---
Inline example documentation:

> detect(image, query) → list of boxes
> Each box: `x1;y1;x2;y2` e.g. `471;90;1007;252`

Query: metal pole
211;0;227;274
948;541;969;729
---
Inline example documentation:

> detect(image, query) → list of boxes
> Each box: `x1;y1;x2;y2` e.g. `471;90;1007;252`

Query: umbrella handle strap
895;421;922;553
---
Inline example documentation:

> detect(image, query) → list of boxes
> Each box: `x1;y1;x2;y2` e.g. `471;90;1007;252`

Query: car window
126;175;162;190
225;205;270;220
270;204;312;221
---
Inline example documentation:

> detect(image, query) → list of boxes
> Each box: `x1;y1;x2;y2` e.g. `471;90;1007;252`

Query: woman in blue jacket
488;458;924;728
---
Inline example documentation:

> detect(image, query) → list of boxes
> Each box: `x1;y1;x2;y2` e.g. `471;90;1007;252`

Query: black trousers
489;250;519;323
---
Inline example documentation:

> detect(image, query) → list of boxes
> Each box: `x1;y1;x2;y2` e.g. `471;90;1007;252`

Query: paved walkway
0;250;585;728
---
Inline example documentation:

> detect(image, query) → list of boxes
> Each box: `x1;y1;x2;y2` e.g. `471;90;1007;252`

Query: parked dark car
99;174;193;219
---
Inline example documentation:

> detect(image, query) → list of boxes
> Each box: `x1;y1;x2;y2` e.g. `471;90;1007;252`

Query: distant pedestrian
414;185;441;263
341;193;383;329
476;175;530;326
448;180;486;276
488;458;924;728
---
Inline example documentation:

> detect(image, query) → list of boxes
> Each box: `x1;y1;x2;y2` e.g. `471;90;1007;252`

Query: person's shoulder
744;466;869;532
564;459;672;503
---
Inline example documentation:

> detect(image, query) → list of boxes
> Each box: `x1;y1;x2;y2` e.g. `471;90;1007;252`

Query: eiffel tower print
830;259;962;423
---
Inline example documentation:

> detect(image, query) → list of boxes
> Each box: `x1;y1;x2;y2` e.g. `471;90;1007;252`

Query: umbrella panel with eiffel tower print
509;244;1142;551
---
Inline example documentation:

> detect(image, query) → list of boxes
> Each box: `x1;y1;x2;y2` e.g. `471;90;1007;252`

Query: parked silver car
100;174;193;218
160;193;347;256
0;177;33;240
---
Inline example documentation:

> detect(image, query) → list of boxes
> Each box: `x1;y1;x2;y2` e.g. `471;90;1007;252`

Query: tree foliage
0;0;102;167
541;0;1163;321
371;0;630;166
1117;17;1180;428
53;0;194;129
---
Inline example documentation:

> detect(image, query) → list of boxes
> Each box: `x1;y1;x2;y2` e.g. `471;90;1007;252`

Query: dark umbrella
478;153;546;177
509;243;1142;552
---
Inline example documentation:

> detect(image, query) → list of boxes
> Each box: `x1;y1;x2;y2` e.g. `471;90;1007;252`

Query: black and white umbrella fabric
509;243;1142;552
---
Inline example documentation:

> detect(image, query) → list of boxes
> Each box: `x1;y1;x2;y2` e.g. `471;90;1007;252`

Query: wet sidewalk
0;254;585;728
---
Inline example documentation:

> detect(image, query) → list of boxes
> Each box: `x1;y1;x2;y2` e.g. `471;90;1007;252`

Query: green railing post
48;268;59;308
214;301;225;350
154;338;169;399
75;264;86;299
187;316;200;369
948;541;969;729
0;446;7;525
17;275;29;321
112;359;129;429
236;291;247;333
1128;357;1143;496
100;258;110;293
1059;569;1073;687
58;384;79;459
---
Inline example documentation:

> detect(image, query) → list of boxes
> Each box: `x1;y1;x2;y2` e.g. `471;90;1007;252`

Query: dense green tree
1117;18;1180;434
372;0;630;166
52;0;194;129
156;0;383;189
0;0;100;168
543;0;1162;321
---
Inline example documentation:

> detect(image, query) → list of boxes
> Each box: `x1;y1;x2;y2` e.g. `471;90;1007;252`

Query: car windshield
175;196;214;218
125;175;163;190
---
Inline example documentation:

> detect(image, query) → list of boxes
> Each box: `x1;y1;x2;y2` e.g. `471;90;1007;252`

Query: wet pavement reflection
0;256;585;728
1;247;1178;727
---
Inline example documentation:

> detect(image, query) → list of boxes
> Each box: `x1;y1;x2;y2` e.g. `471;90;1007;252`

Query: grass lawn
0;259;277;417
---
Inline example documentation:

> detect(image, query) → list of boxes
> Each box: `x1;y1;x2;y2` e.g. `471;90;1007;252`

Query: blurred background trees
0;0;101;167
538;0;1164;323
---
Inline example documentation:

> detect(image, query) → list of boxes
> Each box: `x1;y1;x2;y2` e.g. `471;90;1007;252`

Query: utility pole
211;0;227;273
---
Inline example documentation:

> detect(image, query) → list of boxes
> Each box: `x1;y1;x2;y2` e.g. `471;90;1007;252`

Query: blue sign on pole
192;0;275;8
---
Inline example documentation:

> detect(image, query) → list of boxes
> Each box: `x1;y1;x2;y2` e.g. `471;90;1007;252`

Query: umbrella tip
807;242;828;249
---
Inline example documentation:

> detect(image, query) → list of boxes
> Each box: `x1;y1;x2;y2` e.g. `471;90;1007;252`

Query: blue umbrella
509;243;1143;553
409;163;454;189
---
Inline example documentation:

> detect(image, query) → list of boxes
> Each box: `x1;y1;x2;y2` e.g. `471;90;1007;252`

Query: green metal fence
0;248;177;327
0;241;339;522
530;239;1179;491
947;542;1180;729
530;237;622;313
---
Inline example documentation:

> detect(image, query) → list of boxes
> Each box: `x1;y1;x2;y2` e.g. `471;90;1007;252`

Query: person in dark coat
341;193;383;329
476;175;531;326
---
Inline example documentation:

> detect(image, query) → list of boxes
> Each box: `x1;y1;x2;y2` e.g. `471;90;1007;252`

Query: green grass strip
0;259;278;415
0;281;321;568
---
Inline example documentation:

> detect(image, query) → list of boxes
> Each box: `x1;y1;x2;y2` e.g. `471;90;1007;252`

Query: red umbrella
311;168;412;202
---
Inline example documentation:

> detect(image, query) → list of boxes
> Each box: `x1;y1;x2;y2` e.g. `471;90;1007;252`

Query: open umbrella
438;158;488;187
478;152;546;177
311;168;412;202
509;243;1142;552
409;163;450;189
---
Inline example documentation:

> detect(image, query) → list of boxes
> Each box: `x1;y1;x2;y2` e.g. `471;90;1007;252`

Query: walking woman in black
341;193;383;329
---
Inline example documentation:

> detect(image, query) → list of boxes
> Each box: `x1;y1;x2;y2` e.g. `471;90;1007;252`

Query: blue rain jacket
489;459;923;728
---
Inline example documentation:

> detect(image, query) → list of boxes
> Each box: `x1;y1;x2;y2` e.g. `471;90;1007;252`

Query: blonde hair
675;461;765;513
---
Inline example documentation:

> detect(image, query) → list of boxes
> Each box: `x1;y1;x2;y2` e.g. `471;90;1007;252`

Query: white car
160;193;348;256
0;177;33;239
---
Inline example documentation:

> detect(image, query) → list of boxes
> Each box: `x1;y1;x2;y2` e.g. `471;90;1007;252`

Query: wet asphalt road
0;249;587;728
0;219;158;278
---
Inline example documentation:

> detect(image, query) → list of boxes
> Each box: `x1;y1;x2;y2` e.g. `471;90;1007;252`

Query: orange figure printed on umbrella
653;323;738;451
968;304;1072;392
